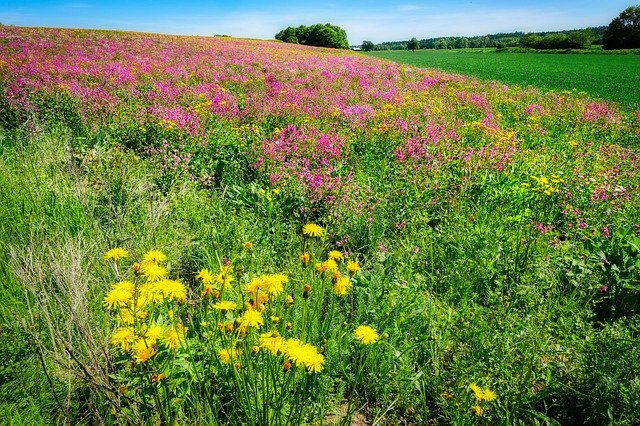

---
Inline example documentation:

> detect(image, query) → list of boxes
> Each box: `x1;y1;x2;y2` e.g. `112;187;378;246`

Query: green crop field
366;50;640;109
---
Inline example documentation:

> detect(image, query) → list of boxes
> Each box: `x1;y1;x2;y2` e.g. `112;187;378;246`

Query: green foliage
361;40;374;51
604;6;640;50
407;37;419;52
520;30;594;49
275;23;349;49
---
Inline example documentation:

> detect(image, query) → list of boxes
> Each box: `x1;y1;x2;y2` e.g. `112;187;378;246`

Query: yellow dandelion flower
196;268;214;285
139;282;163;304
104;247;129;261
470;384;497;402
141;262;167;282
333;276;352;296
241;309;264;328
259;332;285;355
218;348;237;364
264;273;288;296
111;327;135;351
354;325;379;345
103;287;133;310
163;328;182;350
303;223;325;237
300;252;310;264
143;250;167;264
478;388;497;402
213;300;238;311
305;351;325;373
346;260;360;274
471;405;484;416
242;241;253;251
327;250;344;261
283;338;305;367
157;279;187;303
144;325;165;343
317;259;338;274
133;339;157;363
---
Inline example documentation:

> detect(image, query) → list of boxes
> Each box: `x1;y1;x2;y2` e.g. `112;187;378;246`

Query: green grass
365;49;640;109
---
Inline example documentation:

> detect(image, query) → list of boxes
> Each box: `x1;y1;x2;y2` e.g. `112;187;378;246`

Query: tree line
361;27;606;51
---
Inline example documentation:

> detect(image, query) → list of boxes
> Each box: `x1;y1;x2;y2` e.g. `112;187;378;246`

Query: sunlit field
366;49;640;109
1;26;640;424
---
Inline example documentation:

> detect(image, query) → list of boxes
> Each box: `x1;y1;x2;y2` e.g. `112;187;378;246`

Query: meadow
1;26;640;425
366;49;640;109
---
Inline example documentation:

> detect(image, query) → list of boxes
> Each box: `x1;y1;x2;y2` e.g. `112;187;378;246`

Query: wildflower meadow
1;26;640;424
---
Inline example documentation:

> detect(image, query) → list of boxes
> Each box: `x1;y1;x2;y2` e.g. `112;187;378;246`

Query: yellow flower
327;250;344;261
259;332;285;355
163;328;183;350
300;252;310;264
196;268;214;285
218;348;237;364
241;309;264;328
141;261;167;282
264;273;288;296
111;327;135;350
134;339;157;363
139;281;163;304
470;383;497;402
242;241;253;251
144;325;165;343
302;223;325;237
104;247;129;261
333;276;352;296
103;284;134;310
317;259;339;274
471;405;484;416
305;351;325;373
354;325;379;345
156;279;187;303
213;300;238;311
143;250;167;264
346;260;360;274
283;338;324;373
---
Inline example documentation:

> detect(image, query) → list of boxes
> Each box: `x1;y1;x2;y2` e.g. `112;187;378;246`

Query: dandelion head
196;268;214;285
111;327;135;351
213;300;238;311
347;260;360;274
143;250;167;264
104;247;129;261
471;405;484;416
303;223;325;237
241;309;264;328
327;250;344;261
333;276;352;297
163;328;182;350
141;261;167;282
354;325;379;345
134;339;157;363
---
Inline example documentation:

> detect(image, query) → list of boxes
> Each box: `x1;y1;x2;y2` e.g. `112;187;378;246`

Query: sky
0;1;633;44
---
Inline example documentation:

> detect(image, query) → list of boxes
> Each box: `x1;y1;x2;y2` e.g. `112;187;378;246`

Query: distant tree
603;6;640;49
407;37;419;52
454;37;469;49
275;23;349;49
361;40;374;51
568;29;594;49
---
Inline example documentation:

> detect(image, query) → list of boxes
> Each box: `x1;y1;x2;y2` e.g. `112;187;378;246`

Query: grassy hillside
366;49;640;109
1;26;640;424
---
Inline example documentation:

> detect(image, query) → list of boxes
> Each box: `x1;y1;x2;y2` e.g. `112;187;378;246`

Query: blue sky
0;1;633;44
